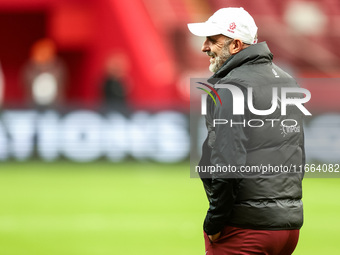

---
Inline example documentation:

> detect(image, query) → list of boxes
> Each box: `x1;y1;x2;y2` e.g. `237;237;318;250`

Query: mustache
206;51;216;57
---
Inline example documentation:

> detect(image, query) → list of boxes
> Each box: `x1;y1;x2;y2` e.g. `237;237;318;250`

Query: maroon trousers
204;226;299;255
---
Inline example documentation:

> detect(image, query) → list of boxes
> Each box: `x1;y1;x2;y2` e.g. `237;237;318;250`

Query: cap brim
187;22;222;37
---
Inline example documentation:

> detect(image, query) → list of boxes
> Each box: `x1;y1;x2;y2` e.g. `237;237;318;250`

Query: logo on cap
228;22;236;33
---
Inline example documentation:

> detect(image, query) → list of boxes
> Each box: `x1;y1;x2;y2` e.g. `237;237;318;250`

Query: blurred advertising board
0;110;189;163
0;108;339;164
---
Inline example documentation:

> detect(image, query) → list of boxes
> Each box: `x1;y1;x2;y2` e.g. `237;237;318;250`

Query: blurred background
0;0;339;254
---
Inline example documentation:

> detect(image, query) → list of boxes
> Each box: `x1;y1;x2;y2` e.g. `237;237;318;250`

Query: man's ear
229;39;244;55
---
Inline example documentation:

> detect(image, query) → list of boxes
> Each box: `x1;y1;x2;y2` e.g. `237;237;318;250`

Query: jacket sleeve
203;85;248;235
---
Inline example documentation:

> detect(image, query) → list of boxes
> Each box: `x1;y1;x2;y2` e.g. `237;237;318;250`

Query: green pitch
0;161;339;255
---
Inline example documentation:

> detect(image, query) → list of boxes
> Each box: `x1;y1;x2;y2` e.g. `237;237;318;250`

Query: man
188;7;305;255
23;38;66;108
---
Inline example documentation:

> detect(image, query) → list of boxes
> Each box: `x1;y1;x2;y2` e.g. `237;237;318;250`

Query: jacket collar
208;42;273;84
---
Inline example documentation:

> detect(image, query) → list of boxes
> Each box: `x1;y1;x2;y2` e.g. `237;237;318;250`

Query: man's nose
201;39;211;52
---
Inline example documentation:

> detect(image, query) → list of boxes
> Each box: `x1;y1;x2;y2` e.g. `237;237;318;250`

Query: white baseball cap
187;7;258;44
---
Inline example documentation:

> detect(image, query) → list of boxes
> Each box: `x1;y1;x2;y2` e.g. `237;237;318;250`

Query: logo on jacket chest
280;123;301;137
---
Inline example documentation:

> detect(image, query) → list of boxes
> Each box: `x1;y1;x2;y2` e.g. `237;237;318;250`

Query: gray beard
209;49;232;73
